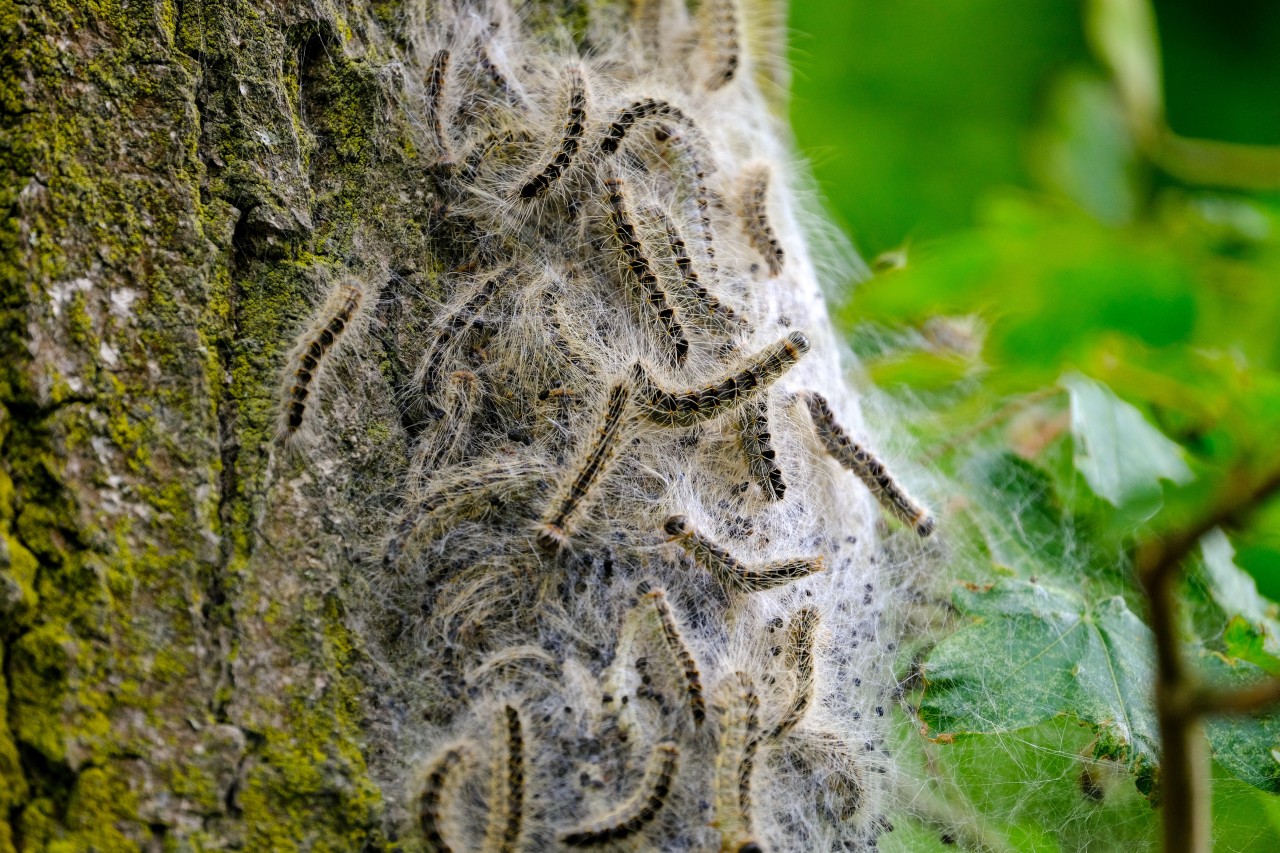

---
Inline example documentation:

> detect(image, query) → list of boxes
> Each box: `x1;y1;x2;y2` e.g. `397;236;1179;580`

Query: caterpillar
700;0;741;91
410;370;480;478
517;64;588;200
283;280;363;437
418;744;472;853
599;98;692;155
738;162;785;276
537;379;632;552
415;266;513;408
654;121;719;278
771;607;820;739
560;740;681;846
604;175;690;365
738;398;784;500
484;705;526;853
788;731;866;824
655;208;742;333
664;515;825;592
426;48;456;167
713;672;761;853
644;588;707;726
633;331;809;428
472;35;524;109
801;391;936;537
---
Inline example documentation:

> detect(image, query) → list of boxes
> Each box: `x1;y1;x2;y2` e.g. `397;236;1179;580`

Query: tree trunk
2;1;929;849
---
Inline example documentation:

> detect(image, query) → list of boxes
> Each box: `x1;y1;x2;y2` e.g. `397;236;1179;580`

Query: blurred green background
787;1;1280;850
790;0;1280;254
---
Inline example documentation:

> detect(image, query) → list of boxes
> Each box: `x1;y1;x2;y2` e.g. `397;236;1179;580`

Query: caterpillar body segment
643;588;707;726
560;740;681;847
789;731;866;824
739;162;785;276
655;209;743;333
738;398;784;500
714;672;761;853
472;37;525;110
537;380;633;552
426;48;457;167
629;0;671;61
485;705;526;853
653;122;718;277
802;391;936;537
418;744;473;853
416;266;514;407
283;281;364;437
633;331;809;428
700;0;741;91
604;175;690;366
771;607;820;739
664;515;825;593
599;98;693;155
518;64;588;200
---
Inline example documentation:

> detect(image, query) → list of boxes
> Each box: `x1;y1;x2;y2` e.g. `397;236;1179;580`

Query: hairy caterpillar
472;34;524;110
604;175;691;365
771;607;820;739
537;379;632;551
713;672;761;853
418;744;472;853
664;515;825;592
654;121;719;277
414;266;513;409
644;588;707;726
410;370;480;477
560;740;681;847
654;207;742;333
426;48;456;167
738;398;784;500
802;391;936;537
282;280;363;437
699;0;741;91
599;98;693;155
738;162;785;276
788;731;866;824
484;705;526;853
517;64;588;200
633;331;809;428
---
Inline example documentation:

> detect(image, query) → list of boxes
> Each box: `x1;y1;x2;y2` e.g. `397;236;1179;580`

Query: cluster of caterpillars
270;1;937;849
416;585;831;852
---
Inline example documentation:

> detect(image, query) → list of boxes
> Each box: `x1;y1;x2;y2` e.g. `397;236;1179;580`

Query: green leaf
1064;373;1193;513
1222;617;1280;677
920;579;1160;790
1195;649;1280;794
1201;529;1280;655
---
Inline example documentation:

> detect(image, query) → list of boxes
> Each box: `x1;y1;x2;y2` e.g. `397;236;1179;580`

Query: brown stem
1189;678;1280;717
1134;462;1280;853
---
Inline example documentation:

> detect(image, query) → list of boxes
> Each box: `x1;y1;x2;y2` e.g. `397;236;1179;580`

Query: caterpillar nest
272;2;940;850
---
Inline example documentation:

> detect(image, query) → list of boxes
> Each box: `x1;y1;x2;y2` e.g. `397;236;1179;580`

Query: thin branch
1132;459;1280;853
1136;463;1280;586
1189;678;1280;718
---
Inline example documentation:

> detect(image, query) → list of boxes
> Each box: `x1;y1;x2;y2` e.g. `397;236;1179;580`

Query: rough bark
2;1;929;849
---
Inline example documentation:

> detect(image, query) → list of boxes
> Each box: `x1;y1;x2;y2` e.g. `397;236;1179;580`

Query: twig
1133;461;1280;853
1188;678;1280;718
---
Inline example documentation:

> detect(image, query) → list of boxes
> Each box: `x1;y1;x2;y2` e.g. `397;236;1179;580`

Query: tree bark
2;1;922;849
